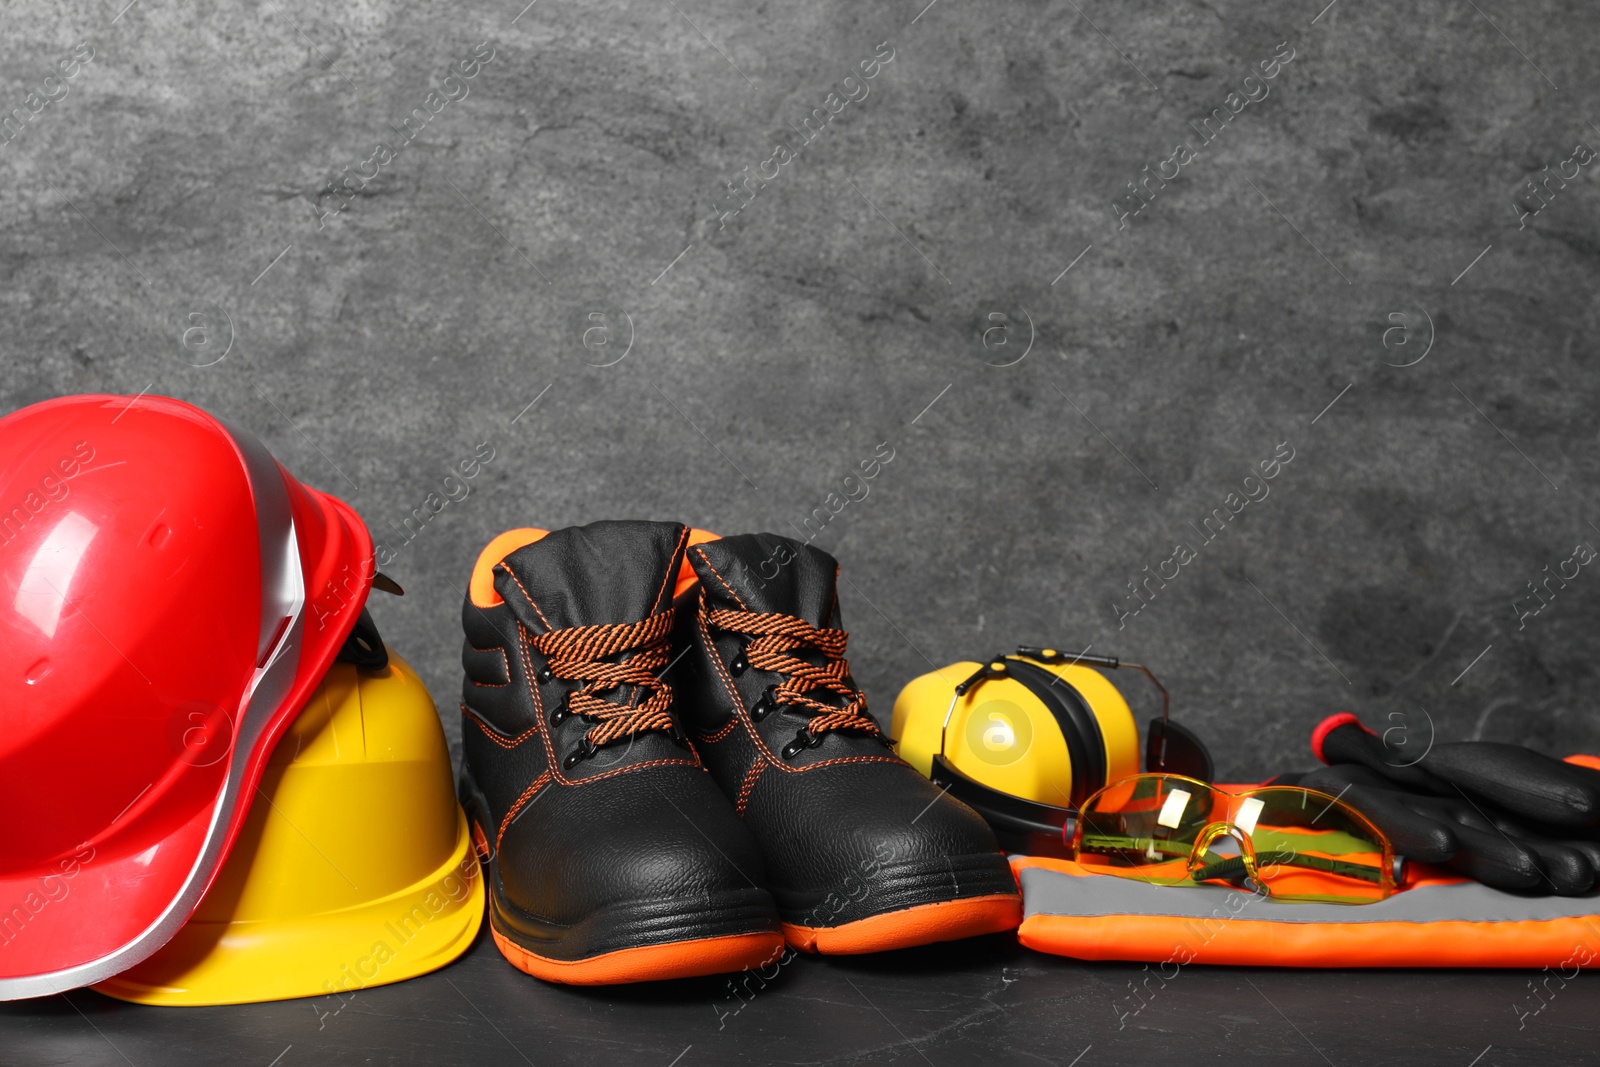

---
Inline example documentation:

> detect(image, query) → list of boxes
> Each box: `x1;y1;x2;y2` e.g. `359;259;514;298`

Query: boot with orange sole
671;531;1022;954
458;521;784;984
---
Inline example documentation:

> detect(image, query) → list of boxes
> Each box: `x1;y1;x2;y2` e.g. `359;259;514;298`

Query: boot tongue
686;533;839;628
492;520;687;633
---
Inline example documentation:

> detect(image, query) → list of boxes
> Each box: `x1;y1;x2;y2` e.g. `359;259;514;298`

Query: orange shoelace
527;610;677;747
706;608;879;737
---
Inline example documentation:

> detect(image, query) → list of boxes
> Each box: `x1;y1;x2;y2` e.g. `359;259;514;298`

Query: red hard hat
0;394;374;999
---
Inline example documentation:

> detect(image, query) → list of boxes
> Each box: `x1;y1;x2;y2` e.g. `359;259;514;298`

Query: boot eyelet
749;685;777;722
563;739;596;769
781;728;817;760
729;642;750;677
535;664;554;684
549;692;570;727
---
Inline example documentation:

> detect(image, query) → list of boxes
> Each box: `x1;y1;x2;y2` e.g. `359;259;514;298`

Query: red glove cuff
1311;711;1369;764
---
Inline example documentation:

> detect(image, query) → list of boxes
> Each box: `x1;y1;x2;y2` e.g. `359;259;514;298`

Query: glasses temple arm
1077;835;1389;885
1191;850;1388;885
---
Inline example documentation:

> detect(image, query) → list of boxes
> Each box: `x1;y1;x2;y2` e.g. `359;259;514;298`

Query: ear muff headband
1002;659;1107;808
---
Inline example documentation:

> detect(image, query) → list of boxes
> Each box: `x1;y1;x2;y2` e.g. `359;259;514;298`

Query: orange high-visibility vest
1017;758;1600;969
1013;854;1600;969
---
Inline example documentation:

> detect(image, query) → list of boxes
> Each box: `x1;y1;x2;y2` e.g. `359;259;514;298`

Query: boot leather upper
460;521;769;928
675;533;1008;920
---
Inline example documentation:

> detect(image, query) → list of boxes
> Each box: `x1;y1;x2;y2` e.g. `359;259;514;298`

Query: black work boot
672;532;1021;954
458;521;783;984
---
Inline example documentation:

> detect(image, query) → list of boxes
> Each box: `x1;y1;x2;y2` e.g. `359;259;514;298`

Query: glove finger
1560;758;1600;797
1425;742;1600;829
1448;824;1547;892
1324;788;1458;864
1487;813;1600;894
1297;763;1409;795
1549;836;1600;879
1292;765;1459;862
1514;838;1594;895
1313;715;1449;793
1387;794;1592;892
1399;791;1499;835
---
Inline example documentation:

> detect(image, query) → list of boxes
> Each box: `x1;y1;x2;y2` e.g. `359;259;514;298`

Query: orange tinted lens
1072;775;1216;885
1237;787;1394;904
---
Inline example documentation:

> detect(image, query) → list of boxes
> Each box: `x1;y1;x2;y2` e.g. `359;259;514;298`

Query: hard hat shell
92;651;484;1005
0;394;374;1000
892;660;1141;811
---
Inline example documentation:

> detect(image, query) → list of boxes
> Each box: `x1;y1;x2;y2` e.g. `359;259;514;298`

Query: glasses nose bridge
1188;820;1257;867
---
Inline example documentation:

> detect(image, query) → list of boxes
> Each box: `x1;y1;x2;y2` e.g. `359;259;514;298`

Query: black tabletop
4;925;1591;1066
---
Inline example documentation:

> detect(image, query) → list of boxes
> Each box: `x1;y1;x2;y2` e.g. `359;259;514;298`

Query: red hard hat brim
0;401;374;999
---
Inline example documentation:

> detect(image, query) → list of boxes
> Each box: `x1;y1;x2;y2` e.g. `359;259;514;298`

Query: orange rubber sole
783;894;1022;955
490;926;786;986
472;816;784;984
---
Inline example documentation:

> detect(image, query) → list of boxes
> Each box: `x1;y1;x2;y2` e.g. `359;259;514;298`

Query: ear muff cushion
1006;659;1107;808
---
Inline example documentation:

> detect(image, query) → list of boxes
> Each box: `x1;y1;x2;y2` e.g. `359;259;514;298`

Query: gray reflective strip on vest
1019;865;1600;924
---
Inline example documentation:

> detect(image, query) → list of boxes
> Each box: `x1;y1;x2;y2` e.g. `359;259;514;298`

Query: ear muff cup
893;652;1210;857
1003;659;1107;808
891;659;1141;817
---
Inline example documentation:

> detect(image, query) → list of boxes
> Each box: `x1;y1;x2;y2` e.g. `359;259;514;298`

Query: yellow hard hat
891;647;1212;855
93;648;484;1006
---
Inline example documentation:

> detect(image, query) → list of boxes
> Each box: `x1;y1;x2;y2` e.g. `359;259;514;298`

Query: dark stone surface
5;0;1600;1059
7;929;1600;1066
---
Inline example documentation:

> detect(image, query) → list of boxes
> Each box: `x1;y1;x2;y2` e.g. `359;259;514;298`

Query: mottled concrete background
4;0;1599;780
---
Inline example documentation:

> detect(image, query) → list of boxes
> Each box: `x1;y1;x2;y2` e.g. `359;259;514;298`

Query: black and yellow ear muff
890;647;1213;856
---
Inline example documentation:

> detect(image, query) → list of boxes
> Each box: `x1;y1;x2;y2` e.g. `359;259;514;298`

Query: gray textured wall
5;0;1598;781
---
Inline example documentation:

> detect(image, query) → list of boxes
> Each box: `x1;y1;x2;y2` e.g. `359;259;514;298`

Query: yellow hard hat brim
92;653;484;1006
93;811;483;1006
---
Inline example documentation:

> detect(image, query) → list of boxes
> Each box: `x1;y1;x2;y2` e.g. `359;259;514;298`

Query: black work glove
1314;712;1600;828
1272;714;1600;896
1274;763;1598;894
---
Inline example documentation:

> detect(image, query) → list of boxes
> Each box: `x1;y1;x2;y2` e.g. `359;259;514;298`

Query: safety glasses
1067;774;1400;904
